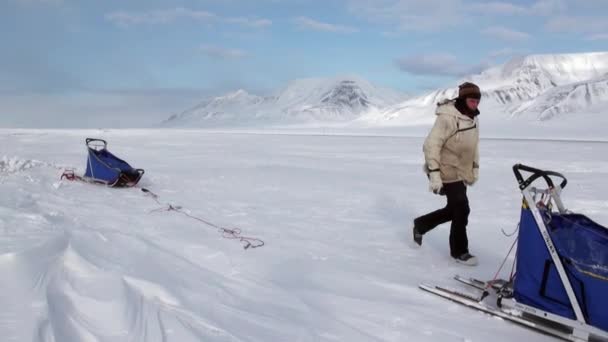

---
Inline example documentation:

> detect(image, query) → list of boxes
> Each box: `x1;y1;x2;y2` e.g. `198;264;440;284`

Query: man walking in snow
412;82;481;266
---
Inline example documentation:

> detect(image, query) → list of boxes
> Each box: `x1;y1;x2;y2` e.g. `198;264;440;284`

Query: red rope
59;174;265;249
509;246;518;281
61;169;82;181
142;188;265;250
485;238;518;291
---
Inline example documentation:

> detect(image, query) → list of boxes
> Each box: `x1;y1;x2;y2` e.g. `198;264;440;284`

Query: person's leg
413;204;452;235
412;185;454;245
445;182;470;258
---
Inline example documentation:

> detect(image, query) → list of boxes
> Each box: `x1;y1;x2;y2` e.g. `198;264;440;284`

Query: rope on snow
141;187;265;250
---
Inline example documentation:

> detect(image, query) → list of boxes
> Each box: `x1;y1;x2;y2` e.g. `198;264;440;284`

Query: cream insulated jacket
423;100;479;185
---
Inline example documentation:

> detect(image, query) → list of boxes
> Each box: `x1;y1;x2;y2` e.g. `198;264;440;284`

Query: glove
429;172;443;195
466;168;479;186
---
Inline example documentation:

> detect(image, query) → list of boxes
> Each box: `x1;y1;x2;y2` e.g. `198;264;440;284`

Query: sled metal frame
84;138;144;188
421;277;608;342
500;296;608;341
419;282;583;342
514;164;608;341
515;164;584;322
419;164;608;342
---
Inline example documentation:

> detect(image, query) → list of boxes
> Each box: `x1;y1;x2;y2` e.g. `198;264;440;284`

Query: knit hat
458;82;481;99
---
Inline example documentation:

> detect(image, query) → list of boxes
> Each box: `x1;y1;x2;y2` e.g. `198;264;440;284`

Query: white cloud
531;0;567;15
200;45;248;59
470;0;567;16
106;8;215;26
346;0;463;32
293;16;358;33
470;2;527;15
12;0;62;4
395;53;488;77
536;2;608;37
481;26;531;42
487;48;519;59
225;17;272;28
545;16;608;33
347;0;584;35
105;7;271;29
380;31;400;38
576;0;608;10
587;33;608;41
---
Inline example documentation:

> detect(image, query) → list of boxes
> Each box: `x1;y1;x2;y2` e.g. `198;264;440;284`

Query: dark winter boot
454;252;478;266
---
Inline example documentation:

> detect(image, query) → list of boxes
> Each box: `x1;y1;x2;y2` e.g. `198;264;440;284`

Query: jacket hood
435;100;475;121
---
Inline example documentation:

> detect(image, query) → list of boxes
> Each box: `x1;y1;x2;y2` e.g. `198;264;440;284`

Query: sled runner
420;164;608;342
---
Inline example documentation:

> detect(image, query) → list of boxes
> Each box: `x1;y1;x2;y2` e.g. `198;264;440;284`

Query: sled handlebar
513;164;568;191
85;138;107;149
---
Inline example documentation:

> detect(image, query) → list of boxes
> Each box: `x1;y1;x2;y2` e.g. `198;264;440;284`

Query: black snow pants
414;181;470;258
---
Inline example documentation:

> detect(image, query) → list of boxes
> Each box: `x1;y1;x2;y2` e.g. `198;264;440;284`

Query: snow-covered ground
2;129;608;342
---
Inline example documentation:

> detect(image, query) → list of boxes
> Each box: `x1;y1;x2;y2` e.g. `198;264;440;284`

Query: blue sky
1;0;607;127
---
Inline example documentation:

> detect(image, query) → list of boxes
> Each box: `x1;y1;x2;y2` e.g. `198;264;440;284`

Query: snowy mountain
512;76;608;120
376;51;608;124
473;52;608;101
470;52;608;110
165;89;266;123
164;52;608;127
163;76;407;127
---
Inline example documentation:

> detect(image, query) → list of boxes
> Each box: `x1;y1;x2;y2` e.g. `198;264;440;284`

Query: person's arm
423;115;452;194
473;122;480;183
423;115;451;174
